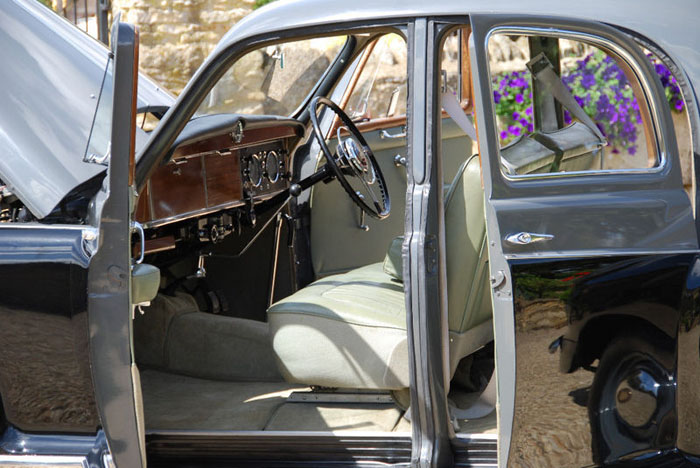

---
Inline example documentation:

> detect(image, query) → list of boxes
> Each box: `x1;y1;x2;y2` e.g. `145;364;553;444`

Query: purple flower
515;94;524;104
674;99;684;112
628;146;637;155
563;110;572;125
525;107;533;116
527;123;534;132
512;111;520;120
581;74;596;90
508;125;521;137
499;130;509;140
493;90;501;104
519;118;529;126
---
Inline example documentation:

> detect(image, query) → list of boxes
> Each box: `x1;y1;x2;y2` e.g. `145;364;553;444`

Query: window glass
345;33;407;120
645;49;693;196
488;34;659;176
198;36;347;116
439;28;479;187
441;28;472;108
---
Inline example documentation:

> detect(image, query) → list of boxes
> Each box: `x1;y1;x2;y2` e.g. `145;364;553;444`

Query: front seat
267;155;492;390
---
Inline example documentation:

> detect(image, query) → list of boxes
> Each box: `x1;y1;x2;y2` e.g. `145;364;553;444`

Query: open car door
469;15;698;467
87;20;147;468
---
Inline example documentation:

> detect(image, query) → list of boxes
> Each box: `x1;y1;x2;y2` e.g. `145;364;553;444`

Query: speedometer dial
265;151;280;183
245;154;263;187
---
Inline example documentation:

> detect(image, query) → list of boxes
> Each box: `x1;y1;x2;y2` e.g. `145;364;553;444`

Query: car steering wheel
309;96;390;219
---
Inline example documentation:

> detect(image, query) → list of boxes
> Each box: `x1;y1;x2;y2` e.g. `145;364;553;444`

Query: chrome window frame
485;25;668;181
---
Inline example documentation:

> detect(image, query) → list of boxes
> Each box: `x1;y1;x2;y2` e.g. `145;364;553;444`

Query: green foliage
36;0;53;8
254;0;278;9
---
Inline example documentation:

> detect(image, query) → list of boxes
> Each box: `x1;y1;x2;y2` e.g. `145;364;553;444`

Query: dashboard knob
289;183;302;197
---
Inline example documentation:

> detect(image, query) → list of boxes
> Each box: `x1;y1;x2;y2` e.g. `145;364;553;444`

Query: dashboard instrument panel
135;117;303;229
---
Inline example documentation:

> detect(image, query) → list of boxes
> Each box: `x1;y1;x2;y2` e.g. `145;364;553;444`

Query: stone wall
112;0;256;94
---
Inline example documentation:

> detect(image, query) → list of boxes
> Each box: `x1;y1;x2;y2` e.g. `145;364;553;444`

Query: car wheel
588;332;676;464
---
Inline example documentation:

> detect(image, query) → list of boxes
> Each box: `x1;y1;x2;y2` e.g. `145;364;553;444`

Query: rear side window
487;34;660;176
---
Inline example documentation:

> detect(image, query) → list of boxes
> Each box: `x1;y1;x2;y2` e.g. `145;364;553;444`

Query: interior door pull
505;232;554;245
380;126;407;139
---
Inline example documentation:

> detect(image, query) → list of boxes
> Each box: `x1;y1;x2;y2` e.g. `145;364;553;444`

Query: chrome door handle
380;126;407;139
131;221;145;264
505;232;554;245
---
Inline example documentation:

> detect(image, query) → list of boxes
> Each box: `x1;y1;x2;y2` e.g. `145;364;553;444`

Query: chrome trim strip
485;26;668;181
0;455;88;468
0;224;91;231
504;248;700;261
201;155;209;207
142;191;282;229
454;433;499;441
143;200;244;229
145;429;412;437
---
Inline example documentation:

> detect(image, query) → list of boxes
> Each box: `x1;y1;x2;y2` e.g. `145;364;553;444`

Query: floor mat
141;370;305;431
142;370;495;434
265;402;403;432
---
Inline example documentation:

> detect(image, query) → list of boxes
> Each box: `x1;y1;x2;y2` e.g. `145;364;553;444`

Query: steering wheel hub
340;135;376;184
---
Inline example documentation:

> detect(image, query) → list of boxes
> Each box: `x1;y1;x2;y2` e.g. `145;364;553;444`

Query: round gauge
265;151;280;183
245;154;263;187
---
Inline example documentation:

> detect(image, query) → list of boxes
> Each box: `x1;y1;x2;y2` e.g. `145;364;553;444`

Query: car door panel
469;14;698;467
87;21;145;468
310;121;408;277
310;117;473;277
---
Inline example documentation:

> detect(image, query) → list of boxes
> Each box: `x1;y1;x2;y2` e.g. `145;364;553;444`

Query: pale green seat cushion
268;263;410;389
382;236;404;281
444;156;492;333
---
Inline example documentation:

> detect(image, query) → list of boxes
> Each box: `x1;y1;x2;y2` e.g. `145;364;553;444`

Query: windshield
197;36;348;117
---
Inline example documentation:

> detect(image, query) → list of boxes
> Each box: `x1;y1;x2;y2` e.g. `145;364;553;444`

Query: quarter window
344;33;408;121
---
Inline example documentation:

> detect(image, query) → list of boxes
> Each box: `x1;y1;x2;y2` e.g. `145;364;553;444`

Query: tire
587;332;676;464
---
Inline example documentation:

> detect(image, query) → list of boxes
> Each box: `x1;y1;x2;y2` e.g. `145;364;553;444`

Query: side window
487;34;659;176
345;34;408;121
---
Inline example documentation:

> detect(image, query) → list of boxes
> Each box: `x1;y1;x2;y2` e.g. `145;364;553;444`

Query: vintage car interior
124;26;630;439
123;29;499;436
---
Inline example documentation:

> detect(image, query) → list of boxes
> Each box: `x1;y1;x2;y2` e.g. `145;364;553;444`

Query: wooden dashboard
135;117;303;229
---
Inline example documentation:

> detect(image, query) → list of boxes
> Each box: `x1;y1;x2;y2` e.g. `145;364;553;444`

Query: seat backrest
444;155;492;334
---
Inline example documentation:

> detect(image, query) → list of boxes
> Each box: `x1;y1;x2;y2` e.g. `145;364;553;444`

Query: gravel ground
0;306;99;431
509;302;596;468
